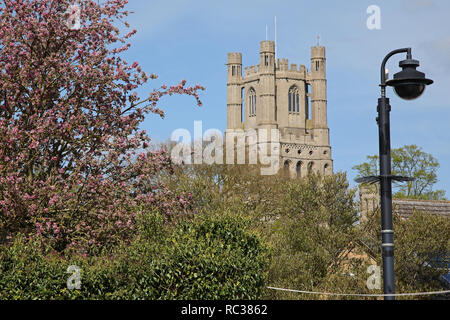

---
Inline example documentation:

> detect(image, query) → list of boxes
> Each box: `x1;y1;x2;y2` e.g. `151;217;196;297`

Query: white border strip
267;286;450;297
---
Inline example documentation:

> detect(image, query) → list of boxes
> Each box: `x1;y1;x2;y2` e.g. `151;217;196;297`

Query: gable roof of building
393;198;450;219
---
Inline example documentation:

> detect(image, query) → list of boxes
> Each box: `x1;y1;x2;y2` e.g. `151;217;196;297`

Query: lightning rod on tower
274;16;278;64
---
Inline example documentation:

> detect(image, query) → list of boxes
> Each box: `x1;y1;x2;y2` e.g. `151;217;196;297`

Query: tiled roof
393;198;450;219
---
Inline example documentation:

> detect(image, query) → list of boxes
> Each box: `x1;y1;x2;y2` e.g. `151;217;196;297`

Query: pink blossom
0;0;202;256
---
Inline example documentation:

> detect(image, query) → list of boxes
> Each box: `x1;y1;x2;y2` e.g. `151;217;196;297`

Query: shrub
0;211;269;300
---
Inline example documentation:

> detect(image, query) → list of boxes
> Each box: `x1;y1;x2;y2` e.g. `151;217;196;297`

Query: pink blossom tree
0;0;204;255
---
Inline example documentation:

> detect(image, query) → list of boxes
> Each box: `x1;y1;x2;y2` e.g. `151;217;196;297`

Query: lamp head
386;59;433;100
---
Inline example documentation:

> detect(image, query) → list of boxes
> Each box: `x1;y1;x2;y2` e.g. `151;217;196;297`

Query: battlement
311;46;325;59
277;58;289;71
275;58;306;74
236;41;322;79
260;40;275;53
244;65;258;76
227;52;242;65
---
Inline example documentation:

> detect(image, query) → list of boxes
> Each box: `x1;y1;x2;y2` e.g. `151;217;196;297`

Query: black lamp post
356;48;433;300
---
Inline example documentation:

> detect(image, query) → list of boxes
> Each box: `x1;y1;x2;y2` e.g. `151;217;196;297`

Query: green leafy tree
361;209;450;299
353;145;446;200
158;160;372;299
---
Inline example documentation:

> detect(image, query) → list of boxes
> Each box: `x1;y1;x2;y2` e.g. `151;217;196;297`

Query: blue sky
120;0;450;194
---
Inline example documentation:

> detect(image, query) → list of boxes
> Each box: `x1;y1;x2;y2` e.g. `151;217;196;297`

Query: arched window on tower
283;160;291;175
296;161;302;178
288;86;299;114
241;87;245;123
248;88;256;117
307;162;314;174
305;83;310;120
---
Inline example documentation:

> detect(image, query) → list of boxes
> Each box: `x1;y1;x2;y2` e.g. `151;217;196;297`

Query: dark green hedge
0;212;269;300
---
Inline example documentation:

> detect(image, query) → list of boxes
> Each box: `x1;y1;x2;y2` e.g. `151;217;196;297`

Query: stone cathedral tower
226;40;333;177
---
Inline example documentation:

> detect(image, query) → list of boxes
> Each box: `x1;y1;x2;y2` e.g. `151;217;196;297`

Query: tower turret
309;45;329;145
227;52;243;129
258;41;277;128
